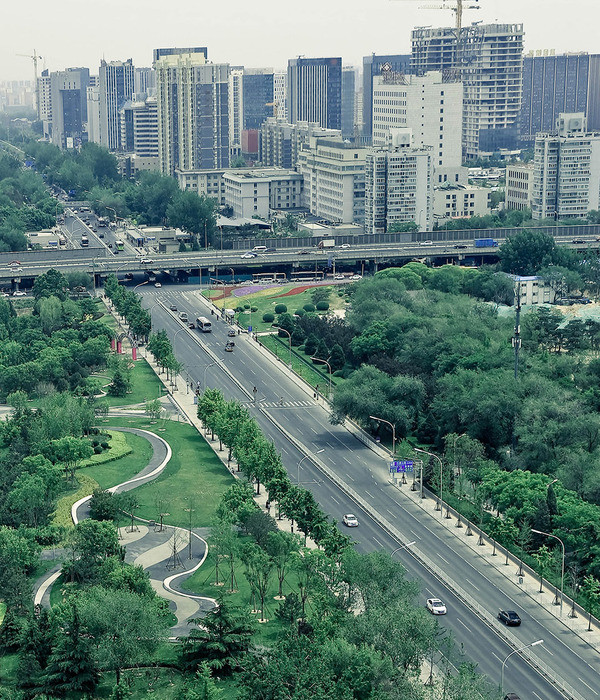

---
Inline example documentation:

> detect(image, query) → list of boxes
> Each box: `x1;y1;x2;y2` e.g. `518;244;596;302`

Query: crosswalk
261;399;315;409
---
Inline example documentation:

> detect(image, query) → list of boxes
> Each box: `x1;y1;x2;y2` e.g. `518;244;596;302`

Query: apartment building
505;162;534;211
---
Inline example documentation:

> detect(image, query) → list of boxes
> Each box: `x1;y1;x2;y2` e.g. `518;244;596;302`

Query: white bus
196;316;212;332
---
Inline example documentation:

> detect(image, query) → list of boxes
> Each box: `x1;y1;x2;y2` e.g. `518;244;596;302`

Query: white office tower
411;23;524;160
155;52;230;176
229;67;244;153
365;129;433;234
119;95;159;172
372;71;462;176
37;70;52;139
98;59;135;151
86;84;101;144
273;71;288;121
260;118;340;169
532;113;600;220
297;134;366;224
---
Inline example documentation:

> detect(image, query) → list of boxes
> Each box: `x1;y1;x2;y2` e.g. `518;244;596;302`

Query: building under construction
411;23;524;160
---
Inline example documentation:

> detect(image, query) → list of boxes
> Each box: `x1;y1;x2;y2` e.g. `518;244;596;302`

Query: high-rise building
155;51;229;176
98;59;135;150
86;84;101;144
243;69;274;130
134;67;155;95
273;71;288;121
411;23;524;160
342;66;356;138
505;162;534;211
372;70;463;176
260;118;340;169
48;67;90;149
297;134;366;224
120;96;159;157
365;129;433;234
229;67;244;152
153;47;208;63
532;113;600;220
362;54;411;138
37;70;52;139
287;57;342;130
519;51;600;145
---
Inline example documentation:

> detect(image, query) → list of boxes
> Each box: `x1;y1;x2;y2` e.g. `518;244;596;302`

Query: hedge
51;472;99;529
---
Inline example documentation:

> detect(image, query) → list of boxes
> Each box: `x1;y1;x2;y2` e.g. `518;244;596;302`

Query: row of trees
104;274;151;341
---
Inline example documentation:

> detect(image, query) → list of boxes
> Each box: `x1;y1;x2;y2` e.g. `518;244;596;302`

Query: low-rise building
223;168;303;219
507;274;556;305
433;183;490;221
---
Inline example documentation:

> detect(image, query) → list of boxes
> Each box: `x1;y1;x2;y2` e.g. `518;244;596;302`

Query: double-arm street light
532;528;565;613
500;640;543;694
273;325;292;368
297;449;324;484
203;359;224;391
413;446;445;518
391;541;416;557
369;415;396;454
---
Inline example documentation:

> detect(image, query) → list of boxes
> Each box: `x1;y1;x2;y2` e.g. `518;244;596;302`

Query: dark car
498;610;521;626
170;304;177;311
572;239;586;244
504;694;521;700
225;341;234;352
188;322;195;329
453;244;468;249
228;328;236;337
265;247;277;253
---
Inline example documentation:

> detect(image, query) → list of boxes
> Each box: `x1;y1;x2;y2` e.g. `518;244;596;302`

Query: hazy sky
2;0;598;82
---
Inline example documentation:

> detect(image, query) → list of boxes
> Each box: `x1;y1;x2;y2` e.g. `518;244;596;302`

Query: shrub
303;303;316;312
94;445;103;454
274;303;287;314
251;306;258;312
262;312;275;323
316;301;329;311
100;442;110;450
294;309;305;317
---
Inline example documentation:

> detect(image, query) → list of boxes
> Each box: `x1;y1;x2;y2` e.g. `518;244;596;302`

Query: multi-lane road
142;286;600;700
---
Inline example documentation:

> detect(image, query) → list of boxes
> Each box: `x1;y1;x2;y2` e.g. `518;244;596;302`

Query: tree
180;663;223;700
241;543;274;621
38;295;63;334
64;519;122;583
266;530;300;599
167;191;217;247
32;268;69;301
179;597;255;674
329;343;346;372
50;435;93;483
499;229;578;276
43;602;99;697
76;585;169;685
145;398;163;421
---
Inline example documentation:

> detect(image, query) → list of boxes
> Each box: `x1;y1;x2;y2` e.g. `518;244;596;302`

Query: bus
80;235;89;247
115;239;125;251
58;235;66;246
196;316;212;332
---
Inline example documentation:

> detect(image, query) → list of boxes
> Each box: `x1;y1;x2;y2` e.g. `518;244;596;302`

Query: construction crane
392;0;481;35
16;49;43;111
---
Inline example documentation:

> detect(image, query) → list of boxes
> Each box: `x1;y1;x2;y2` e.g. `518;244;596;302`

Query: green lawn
101;357;167;407
82;430;154;489
102;416;234;528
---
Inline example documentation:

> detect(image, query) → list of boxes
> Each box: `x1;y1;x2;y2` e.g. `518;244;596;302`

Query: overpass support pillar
132;346;137;361
110;338;116;351
117;341;122;354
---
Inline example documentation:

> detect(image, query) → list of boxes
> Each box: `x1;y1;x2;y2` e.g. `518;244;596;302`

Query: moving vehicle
426;598;447;615
265;247;277;253
140;258;153;264
498;610;521;626
350;274;362;280
225;341;234;352
334;274;345;280
154;282;162;288
475;238;499;248
8;260;21;267
317;239;335;250
252;245;268;252
422;240;433;246
228;328;237;337
241;252;257;259
197;316;212;332
503;694;521;700
13;291;27;297
453;244;468;249
115;240;125;251
179;312;188;322
343;514;359;527
170;304;177;311
80;235;89;247
188;322;195;329
340;243;351;249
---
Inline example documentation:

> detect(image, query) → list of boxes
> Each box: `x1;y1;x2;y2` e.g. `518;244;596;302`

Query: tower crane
16;50;43;111
391;0;481;35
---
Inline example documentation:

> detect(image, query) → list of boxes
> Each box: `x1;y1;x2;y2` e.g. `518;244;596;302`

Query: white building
433;183;490;221
505;162;534;211
297;135;366;224
273;71;288;121
372;71;463;170
86;84;101;145
223;168;303;218
507;275;556;305
229;67;244;153
365;129;433;234
532;113;600;220
119;95;159;165
155;52;229;176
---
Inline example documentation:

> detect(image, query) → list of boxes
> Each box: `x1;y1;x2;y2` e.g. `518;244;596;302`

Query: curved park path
33;427;216;639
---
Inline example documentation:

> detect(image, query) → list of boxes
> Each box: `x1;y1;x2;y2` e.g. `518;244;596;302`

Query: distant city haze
2;0;597;82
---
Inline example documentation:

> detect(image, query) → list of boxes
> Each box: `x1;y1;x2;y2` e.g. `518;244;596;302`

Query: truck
80;235;89;247
474;238;499;248
317;239;335;250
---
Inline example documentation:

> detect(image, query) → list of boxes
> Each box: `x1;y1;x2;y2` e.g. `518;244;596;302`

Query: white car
426;598;447;615
140;258;154;264
1;292;9;298
350;274;362;280
241;252;257;259
154;282;162;288
12;291;27;297
343;514;359;527
340;243;351;249
422;240;434;246
334;274;345;280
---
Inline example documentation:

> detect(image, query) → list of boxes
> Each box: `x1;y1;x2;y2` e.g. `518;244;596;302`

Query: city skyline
3;0;598;83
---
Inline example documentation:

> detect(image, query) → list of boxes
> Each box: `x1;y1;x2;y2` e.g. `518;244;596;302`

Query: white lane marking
347;473;355;482
330;495;340;505
343;456;352;464
437;553;450;565
578;678;599;696
364;490;374;499
386;508;395;518
532;692;543;700
456;618;470;632
372;536;384;548
544;647;553;656
466;580;480;592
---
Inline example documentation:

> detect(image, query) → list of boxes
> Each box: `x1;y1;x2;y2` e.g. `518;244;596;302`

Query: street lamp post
311;356;332;396
532;528;565;613
297;449;324;484
273;325;292;368
369;415;397;455
413;447;445;518
391;541;416;557
203;359;224;390
500;640;543;694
